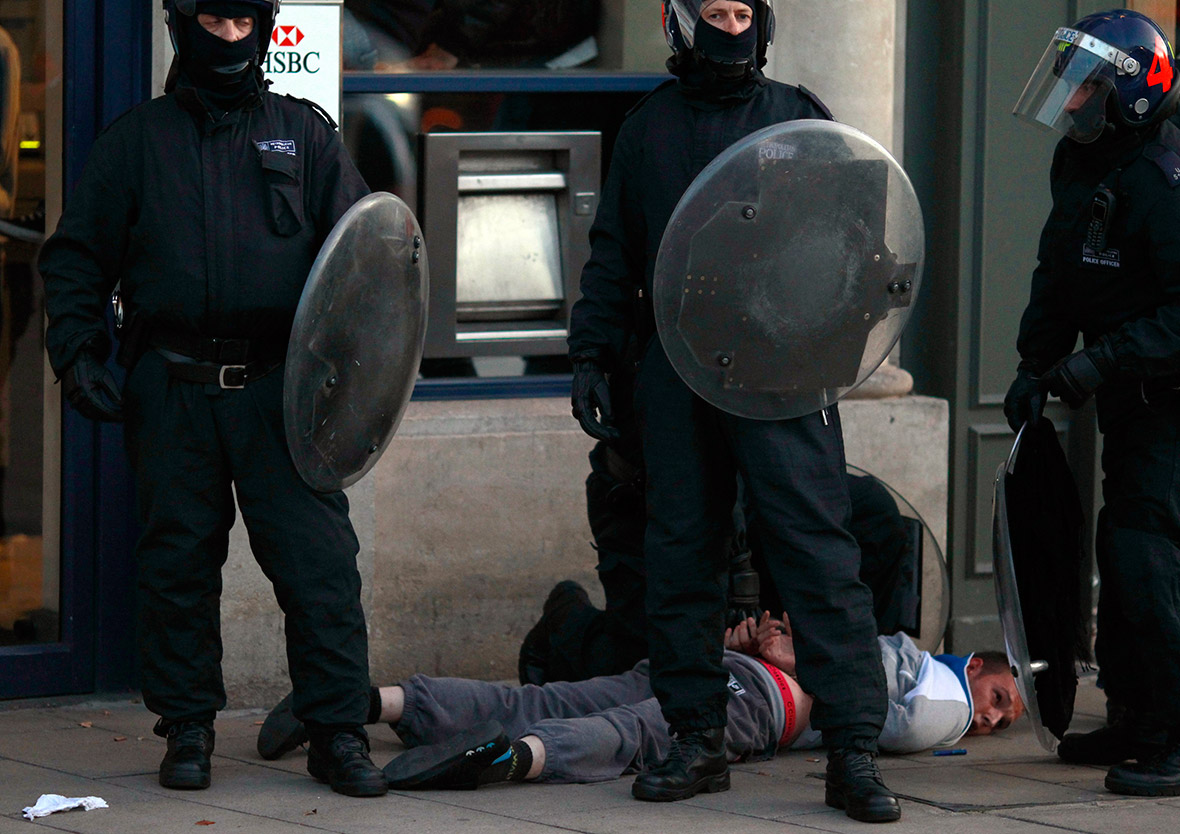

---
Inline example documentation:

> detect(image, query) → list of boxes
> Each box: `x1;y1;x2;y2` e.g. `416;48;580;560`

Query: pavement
1;674;1178;834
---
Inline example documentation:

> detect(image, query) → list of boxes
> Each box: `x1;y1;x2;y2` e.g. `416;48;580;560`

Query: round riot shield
284;192;428;493
653;120;924;420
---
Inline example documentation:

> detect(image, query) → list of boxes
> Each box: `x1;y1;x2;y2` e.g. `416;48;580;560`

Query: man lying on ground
257;614;1022;794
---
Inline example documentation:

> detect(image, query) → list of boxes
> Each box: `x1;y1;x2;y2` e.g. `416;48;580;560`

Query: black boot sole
1105;774;1180;797
825;787;902;823
631;771;730;802
383;721;509;790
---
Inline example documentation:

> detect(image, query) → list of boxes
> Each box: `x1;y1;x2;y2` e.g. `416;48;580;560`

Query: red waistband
756;658;797;747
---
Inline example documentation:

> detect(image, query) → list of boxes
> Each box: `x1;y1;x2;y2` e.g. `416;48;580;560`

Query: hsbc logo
265;24;320;75
272;26;305;47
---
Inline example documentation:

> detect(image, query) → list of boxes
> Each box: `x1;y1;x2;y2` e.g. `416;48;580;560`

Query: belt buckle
219;364;247;389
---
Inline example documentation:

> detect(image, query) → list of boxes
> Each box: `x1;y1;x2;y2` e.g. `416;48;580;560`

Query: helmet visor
1014;27;1138;143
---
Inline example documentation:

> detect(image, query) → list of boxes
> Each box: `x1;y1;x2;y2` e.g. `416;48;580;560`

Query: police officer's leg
1097;400;1180;794
215;370;384;796
724;404;898;821
631;345;733;801
123;351;233;788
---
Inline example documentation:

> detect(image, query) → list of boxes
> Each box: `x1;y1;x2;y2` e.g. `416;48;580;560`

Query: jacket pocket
259;150;304;236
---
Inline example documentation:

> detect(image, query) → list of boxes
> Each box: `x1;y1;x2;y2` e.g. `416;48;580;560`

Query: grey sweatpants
394;655;778;784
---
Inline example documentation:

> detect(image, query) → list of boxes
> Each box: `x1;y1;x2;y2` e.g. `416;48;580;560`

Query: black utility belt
148;331;284;366
161;355;282;389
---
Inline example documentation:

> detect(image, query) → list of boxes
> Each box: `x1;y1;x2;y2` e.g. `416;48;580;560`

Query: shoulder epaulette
1144;132;1180;187
282;94;338;130
625;79;677;119
797;84;834;121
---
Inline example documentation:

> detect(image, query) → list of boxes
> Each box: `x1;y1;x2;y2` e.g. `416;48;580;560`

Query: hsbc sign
262;0;342;127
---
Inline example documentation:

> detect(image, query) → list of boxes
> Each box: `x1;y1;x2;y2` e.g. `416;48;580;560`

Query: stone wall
220;393;948;709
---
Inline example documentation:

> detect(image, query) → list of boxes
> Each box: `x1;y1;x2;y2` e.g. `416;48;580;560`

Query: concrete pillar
764;0;902;153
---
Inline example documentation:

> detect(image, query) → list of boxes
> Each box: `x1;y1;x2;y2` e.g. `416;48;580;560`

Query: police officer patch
257;139;297;155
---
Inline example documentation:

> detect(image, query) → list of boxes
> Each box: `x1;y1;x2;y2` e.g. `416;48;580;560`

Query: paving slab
1000;798;1180;834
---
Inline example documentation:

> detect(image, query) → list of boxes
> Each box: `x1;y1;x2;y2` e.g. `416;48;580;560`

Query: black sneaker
825;749;902;823
156;719;215;790
517;581;592;685
306;727;388;797
631;727;729;802
384;720;511;790
1105;743;1180;796
257;691;308;760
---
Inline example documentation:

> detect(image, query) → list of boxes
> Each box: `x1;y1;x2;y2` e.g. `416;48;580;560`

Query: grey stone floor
2;675;1178;833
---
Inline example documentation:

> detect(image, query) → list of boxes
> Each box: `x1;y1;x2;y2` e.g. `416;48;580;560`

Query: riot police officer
1008;9;1180;796
567;0;898;822
39;1;386;797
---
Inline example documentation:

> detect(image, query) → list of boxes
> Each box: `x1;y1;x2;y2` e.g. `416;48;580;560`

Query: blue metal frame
0;0;150;700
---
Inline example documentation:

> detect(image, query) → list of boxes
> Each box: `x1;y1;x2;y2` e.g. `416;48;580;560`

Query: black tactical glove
1043;338;1117;409
61;340;124;422
571;358;621;442
1002;362;1046;433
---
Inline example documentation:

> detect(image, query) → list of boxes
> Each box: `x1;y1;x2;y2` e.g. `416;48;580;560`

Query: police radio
1086;185;1117;253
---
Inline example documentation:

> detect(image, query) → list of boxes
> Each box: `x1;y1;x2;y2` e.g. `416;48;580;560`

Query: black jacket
1017;120;1180;384
567;78;832;368
40;90;369;375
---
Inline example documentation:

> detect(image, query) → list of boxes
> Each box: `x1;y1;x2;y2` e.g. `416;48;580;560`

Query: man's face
965;658;1024;735
700;0;754;35
197;13;255;42
1065;79;1101;114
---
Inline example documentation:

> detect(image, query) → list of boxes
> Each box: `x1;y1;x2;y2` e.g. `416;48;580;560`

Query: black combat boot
1058;718;1166;766
631;727;729;802
1105;741;1180;796
1057;712;1165;769
306;726;388;797
825;749;902;823
517;581;593;685
156;719;215;790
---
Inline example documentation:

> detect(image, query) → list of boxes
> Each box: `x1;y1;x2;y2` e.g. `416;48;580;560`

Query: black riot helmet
664;0;775;71
164;0;280;68
1014;10;1180;143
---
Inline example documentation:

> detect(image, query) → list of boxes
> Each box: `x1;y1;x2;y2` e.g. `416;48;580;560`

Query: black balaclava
668;3;764;105
175;1;262;112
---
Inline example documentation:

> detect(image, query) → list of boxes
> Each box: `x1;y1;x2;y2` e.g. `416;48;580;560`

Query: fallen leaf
196;821;215;826
78;721;92;728
304;809;317;816
113;736;127;742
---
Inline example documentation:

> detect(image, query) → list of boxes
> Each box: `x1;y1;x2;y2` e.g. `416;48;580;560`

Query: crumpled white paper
21;794;109;821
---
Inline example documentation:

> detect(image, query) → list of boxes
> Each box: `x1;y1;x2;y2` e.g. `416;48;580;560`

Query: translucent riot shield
284;192;428;492
993;420;1085;753
653;120;924;420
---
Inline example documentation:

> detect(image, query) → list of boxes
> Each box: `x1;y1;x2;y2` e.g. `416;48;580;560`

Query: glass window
342;0;668;73
0;0;53;646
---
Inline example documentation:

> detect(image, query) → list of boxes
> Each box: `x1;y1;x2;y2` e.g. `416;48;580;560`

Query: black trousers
635;345;885;749
1093;392;1180;732
122;350;371;727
